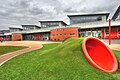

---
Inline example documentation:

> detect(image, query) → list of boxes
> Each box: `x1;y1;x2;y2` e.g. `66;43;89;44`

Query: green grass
0;46;27;55
0;38;120;80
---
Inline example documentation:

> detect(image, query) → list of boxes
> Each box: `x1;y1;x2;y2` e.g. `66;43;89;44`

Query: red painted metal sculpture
82;37;118;73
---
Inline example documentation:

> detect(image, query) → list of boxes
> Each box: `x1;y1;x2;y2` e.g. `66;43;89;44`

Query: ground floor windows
79;30;102;38
22;33;50;41
70;33;75;36
102;27;119;39
105;29;109;35
118;28;120;35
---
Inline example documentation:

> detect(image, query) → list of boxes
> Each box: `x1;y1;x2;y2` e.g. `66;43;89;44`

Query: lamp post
108;19;111;45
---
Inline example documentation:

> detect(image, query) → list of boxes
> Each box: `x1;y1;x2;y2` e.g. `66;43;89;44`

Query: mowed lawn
0;46;27;55
0;38;120;80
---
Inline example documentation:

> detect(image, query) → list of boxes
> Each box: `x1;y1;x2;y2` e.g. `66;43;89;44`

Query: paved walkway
107;44;120;51
101;39;120;51
0;41;60;66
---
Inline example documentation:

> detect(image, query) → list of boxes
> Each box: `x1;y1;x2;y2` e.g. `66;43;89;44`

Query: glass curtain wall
70;16;102;24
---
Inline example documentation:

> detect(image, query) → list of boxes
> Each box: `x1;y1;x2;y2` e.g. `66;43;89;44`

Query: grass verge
0;46;27;55
0;38;120;80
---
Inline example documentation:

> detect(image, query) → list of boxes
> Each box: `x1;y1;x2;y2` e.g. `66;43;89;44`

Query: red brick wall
50;28;78;41
12;33;22;41
34;34;41;40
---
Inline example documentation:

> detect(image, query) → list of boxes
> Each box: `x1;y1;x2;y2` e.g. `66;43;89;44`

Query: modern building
9;27;23;32
0;5;120;41
67;5;120;39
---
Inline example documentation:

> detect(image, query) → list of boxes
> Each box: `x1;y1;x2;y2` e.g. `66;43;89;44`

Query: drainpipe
108;19;111;45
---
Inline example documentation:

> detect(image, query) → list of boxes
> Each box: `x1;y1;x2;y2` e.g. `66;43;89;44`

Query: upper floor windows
116;12;120;20
23;27;35;30
70;16;102;24
41;22;59;28
10;29;20;32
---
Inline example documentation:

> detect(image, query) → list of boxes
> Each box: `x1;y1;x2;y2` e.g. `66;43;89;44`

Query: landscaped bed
0;46;27;55
0;38;120;80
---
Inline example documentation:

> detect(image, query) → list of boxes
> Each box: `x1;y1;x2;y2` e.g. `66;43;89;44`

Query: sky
0;0;120;30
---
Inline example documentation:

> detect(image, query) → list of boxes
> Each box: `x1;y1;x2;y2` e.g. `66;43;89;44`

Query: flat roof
9;27;23;29
39;20;67;25
67;13;110;17
21;25;41;28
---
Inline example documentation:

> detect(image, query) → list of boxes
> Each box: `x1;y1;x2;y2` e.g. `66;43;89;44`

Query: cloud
0;0;120;29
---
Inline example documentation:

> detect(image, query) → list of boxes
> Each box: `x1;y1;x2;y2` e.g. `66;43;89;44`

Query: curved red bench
82;37;118;73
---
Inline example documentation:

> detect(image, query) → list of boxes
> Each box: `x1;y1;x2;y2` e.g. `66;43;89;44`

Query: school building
0;5;120;41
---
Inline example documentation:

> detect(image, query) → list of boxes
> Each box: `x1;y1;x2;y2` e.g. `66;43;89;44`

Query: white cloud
0;0;120;29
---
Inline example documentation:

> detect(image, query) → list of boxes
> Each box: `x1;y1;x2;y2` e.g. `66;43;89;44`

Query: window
118;28;120;34
70;33;75;36
30;27;34;30
64;34;66;36
70;16;103;24
116;12;120;20
60;34;62;36
52;34;55;36
97;16;102;21
105;29;109;34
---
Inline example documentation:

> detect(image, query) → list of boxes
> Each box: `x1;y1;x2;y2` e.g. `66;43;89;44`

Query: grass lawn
0;38;120;80
0;46;27;55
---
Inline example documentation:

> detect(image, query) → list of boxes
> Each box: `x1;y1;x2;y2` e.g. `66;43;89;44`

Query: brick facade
12;33;22;41
50;27;78;41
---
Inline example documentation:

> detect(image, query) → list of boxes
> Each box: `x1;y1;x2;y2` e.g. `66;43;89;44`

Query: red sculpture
82;37;118;73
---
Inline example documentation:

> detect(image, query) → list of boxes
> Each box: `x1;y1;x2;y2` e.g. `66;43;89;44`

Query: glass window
52;34;55;36
106;29;109;34
70;16;102;24
118;28;120;34
60;34;62;36
70;33;75;36
116;12;120;20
